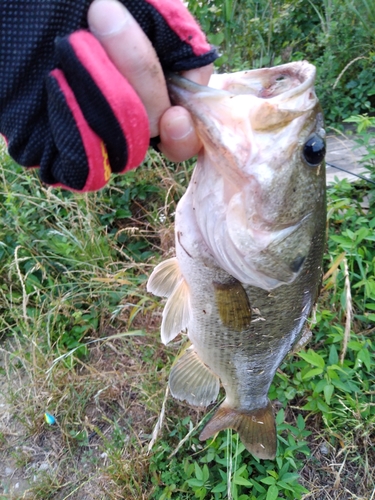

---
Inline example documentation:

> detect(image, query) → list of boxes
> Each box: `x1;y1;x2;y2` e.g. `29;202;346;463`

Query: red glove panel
47;31;149;191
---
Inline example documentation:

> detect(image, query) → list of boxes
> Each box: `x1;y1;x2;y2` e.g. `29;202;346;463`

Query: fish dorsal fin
160;277;190;345
147;258;181;297
169;345;220;407
199;401;277;460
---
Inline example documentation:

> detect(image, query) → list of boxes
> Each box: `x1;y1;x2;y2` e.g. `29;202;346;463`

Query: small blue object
44;412;56;425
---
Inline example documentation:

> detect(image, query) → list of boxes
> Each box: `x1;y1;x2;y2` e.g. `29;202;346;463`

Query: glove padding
0;0;218;191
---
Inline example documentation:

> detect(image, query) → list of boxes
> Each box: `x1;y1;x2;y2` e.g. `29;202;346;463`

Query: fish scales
148;62;326;460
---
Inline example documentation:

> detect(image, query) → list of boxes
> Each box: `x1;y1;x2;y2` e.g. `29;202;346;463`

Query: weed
189;0;375;126
1;6;375;497
148;411;310;500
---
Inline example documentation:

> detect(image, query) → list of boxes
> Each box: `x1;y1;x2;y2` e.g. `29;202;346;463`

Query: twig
167;414;203;459
333;56;367;89
14;245;28;323
323;252;345;285
148;385;169;453
333;452;347;489
340;258;352;364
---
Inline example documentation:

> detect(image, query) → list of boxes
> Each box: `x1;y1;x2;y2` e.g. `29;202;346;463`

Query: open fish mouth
167;61;316;98
167;61;317;135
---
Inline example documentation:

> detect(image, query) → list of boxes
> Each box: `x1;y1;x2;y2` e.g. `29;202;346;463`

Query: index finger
88;0;170;137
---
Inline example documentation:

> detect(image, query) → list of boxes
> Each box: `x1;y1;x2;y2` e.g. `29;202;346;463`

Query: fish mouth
166;72;224;103
167;61;316;112
166;62;318;174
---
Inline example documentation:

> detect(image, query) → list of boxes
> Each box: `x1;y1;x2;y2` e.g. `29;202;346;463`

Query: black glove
0;0;218;191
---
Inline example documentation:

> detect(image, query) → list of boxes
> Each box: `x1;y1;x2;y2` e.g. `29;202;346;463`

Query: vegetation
1;1;374;499
189;0;375;127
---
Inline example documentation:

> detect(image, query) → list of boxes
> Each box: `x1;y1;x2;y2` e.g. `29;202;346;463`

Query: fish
147;62;326;460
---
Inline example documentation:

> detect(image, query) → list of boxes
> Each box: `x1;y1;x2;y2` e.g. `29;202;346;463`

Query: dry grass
0;324;172;499
300;430;375;499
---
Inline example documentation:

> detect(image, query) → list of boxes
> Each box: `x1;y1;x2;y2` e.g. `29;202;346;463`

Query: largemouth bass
147;62;326;460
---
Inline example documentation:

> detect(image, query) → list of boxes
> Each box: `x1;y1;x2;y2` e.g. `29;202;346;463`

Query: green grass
188;0;375;127
1;122;375;499
1;2;375;497
0;143;185;499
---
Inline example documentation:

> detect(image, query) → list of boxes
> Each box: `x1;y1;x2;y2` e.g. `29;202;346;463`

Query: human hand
0;0;217;191
88;0;213;163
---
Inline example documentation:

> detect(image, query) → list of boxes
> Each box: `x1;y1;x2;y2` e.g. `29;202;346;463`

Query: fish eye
302;134;326;167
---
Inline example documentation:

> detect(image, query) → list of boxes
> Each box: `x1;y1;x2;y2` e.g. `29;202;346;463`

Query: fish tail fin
199;401;277;460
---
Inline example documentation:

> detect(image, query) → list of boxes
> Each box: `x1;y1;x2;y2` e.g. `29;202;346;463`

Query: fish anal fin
169;346;220;407
147;258;181;298
161;278;190;345
214;280;252;331
199;401;276;460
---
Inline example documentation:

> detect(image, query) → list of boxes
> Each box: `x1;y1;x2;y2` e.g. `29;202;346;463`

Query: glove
0;0;218;191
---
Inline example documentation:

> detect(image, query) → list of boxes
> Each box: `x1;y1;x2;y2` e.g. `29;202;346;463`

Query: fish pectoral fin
147;257;181;297
147;258;190;344
169;346;220;407
214;280;252;331
199;401;277;460
161;278;190;345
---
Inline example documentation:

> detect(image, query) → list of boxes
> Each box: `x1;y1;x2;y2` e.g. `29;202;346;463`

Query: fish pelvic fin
199;401;277;460
147;258;181;297
169;345;220;407
147;257;191;345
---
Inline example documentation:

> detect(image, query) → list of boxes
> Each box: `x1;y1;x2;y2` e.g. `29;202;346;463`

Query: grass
1;2;375;496
0;143;186;499
188;0;375;127
1;126;374;500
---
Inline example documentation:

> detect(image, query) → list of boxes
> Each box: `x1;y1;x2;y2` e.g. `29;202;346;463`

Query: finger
159;106;201;162
88;0;170;137
182;63;214;86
